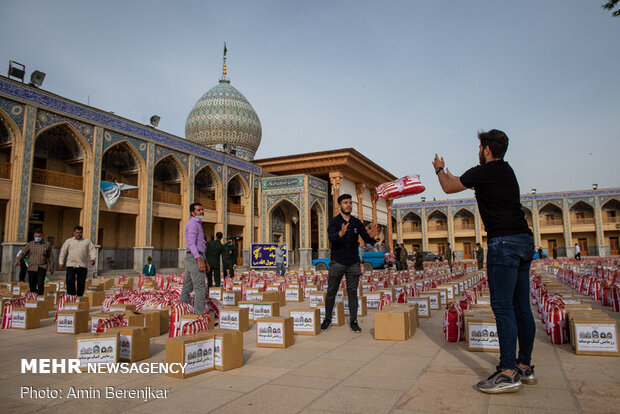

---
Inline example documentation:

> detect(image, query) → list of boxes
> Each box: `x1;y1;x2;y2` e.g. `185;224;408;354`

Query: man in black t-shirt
322;193;379;333
432;129;536;394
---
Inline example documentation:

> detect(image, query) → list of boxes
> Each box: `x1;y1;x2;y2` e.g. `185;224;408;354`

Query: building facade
392;189;620;259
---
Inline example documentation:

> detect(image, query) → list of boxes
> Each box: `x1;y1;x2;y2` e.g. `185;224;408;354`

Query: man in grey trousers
181;202;209;314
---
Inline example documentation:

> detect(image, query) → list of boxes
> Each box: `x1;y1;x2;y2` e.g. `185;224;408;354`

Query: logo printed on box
285;289;300;301
290;311;315;332
118;334;133;360
575;323;618;353
467;321;500;350
184;338;214;374
253;304;273;319
214;337;223;366
257;321;284;344
77;337;117;367
57;315;75;333
222;292;237;305
12;310;27;328
219;311;240;330
407;298;429;317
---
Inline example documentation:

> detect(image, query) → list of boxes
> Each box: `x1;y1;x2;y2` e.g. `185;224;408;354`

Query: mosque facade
0;67;618;280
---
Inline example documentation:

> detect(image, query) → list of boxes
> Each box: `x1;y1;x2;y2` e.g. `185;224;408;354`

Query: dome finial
220;42;230;83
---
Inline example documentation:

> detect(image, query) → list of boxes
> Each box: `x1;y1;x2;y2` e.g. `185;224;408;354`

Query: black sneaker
476;366;522;394
516;364;537;385
350;321;361;333
321;319;331;330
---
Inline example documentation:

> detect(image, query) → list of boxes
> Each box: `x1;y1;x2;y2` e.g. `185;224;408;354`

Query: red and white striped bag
54;293;78;321
168;302;196;337
180;312;213;336
2;297;26;329
96;313;128;332
443;301;464;342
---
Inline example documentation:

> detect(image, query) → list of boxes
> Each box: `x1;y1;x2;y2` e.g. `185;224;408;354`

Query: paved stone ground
1;276;619;413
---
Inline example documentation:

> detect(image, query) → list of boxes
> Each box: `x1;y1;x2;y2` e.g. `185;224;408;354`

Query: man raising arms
433;129;536;393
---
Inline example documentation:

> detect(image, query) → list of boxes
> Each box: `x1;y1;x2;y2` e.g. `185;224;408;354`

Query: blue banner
251;243;287;268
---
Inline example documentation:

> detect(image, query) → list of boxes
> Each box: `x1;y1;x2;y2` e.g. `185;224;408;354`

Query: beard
479;152;486;165
341;209;351;216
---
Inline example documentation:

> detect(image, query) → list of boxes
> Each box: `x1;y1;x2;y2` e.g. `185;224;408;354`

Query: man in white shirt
574;243;581;260
58;226;96;296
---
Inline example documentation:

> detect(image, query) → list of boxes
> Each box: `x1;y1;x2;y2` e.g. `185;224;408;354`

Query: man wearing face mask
181;203;209;314
15;228;54;295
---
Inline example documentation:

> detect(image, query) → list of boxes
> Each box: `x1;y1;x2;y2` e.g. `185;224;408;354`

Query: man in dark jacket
222;236;238;279
206;232;224;287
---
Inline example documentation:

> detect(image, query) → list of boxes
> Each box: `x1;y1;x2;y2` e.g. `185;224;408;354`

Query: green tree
603;0;620;17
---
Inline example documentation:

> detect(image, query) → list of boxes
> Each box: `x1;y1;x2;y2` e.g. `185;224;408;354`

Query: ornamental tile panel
154;145;189;172
195;157;223;180
262;176;304;190
35;109;94;148
102;129;147;162
308;176;328;192
0;96;25;131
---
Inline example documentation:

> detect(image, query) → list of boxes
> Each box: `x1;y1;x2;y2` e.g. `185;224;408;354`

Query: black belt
187;251;204;255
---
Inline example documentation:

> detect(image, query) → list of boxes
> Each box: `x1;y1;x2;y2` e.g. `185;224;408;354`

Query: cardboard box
289;308;320;335
256;317;295;348
85;291;105;307
208;287;223;301
90;312;122;332
238;301;257;322
11;307;39;329
179;313;216;334
466;318;500;352
107;326;150;362
109;303;137;312
343;296;368;317
304;284;319;297
428;288;447;305
407;297;431;318
124;311;146;328
309;291;326;308
419;292;440;310
36;295;55;313
253;301;280;320
76;332;120;370
64;301;90;313
285;287;303;302
212;329;244;371
389;303;418;334
219;307;250;331
222;291;241;306
277;291;286;307
139;309;162;338
362;291;384;309
159;308;171;334
572;318;619;356
57;310;89;334
317;302;345;326
25;300;47;320
166;332;215;378
374;309;409;341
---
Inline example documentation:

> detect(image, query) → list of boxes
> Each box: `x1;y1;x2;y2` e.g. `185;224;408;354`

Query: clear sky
1;1;618;202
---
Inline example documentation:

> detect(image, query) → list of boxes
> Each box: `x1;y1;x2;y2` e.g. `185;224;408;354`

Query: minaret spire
220;42;230;83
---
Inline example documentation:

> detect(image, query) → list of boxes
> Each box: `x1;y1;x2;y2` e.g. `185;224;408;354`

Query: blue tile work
90;128;103;242
195;157;223;180
145;143;155;246
566;197;595;209
17;106;36;241
262;176;304;190
35;109;94;148
228;167;250;188
308;176;328;192
103;129;147;162
0;96;25;131
254;177;260;188
0;77;260;174
154;145;189;173
309;193;327;248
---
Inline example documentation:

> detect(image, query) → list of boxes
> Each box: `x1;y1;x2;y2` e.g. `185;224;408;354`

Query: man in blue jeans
433;129;536;393
322;194;379;333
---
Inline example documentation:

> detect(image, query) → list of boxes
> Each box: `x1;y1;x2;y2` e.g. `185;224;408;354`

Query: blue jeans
487;233;536;370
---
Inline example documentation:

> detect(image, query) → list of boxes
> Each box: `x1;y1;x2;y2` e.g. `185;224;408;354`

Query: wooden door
578;238;588;257
610;237;619;256
548;239;557;258
463;242;472;259
235;239;243;266
437;243;445;257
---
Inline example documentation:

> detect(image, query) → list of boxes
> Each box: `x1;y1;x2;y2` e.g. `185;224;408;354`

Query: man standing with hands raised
322;193;379;333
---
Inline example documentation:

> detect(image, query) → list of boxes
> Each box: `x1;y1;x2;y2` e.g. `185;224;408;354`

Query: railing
539;219;563;226
402;224;421;232
32;168;83;190
121;188;138;199
571;217;595;225
428;223;447;231
453;223;475;230
154;189;181;205
603;216;620;224
227;203;244;214
195;197;216;211
0;161;10;179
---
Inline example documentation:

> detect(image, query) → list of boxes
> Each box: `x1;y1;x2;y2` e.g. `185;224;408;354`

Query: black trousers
206;265;221;287
324;261;361;323
66;267;88;296
28;267;47;295
19;261;28;282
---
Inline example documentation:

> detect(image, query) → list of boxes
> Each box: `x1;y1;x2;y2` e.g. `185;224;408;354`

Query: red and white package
96;313;128;332
374;175;425;201
443;301;464;342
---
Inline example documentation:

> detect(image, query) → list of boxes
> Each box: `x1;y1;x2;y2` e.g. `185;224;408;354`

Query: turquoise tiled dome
185;80;262;160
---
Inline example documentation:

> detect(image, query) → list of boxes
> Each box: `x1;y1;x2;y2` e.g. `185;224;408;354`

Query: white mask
195;215;204;221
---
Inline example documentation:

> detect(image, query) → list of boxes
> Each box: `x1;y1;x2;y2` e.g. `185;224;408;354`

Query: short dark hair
337;193;352;204
33;228;43;234
478;129;509;159
216;232;223;239
74;225;83;231
189;202;202;214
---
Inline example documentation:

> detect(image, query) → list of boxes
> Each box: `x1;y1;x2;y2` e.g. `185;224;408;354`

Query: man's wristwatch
435;167;444;175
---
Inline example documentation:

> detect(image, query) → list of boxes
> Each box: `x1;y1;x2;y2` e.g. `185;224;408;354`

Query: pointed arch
569;199;594;210
35;121;92;163
227;173;250;197
0;107;23;143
